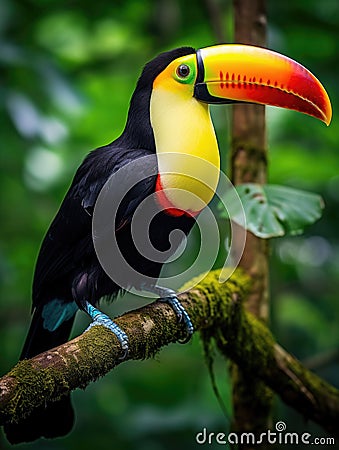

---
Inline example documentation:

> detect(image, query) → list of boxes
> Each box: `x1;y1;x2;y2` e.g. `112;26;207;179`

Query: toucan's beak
194;44;332;125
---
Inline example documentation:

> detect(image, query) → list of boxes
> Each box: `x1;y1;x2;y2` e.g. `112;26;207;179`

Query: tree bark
1;269;339;439
231;0;272;443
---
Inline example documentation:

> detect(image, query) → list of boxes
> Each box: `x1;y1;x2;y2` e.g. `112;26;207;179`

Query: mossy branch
1;269;339;437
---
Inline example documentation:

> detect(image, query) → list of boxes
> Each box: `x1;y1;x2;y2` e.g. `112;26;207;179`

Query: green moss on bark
3;360;69;423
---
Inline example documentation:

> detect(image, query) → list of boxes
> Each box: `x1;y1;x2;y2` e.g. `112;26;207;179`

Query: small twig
303;348;339;371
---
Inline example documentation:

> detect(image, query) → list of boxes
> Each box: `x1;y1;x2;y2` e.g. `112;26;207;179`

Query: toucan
4;44;331;444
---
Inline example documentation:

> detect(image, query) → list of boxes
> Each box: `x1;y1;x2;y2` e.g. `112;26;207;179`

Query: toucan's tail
20;301;77;359
4;396;75;444
4;302;77;444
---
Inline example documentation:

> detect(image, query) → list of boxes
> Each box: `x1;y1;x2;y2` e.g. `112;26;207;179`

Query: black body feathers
4;47;196;443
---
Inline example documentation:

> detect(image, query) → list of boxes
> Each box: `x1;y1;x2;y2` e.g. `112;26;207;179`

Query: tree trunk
231;0;272;445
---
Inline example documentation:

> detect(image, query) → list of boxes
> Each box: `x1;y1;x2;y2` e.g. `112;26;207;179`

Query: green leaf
221;184;324;239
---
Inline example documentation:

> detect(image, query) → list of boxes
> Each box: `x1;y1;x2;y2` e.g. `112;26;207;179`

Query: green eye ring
174;62;196;84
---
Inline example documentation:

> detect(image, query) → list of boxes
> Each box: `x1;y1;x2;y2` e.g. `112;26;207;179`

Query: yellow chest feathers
150;87;220;214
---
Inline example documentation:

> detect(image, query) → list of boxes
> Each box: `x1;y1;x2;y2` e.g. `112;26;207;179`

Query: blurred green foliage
0;0;338;449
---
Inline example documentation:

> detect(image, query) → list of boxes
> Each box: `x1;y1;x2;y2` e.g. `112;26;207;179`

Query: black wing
32;144;157;307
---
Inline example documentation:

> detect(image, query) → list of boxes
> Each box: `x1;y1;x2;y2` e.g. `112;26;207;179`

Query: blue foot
143;285;194;343
84;303;129;357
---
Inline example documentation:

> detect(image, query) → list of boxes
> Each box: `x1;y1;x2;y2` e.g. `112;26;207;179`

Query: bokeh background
1;1;338;449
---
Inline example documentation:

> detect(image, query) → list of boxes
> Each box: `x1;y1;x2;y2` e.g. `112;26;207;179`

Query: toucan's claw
160;295;183;322
158;293;194;343
84;302;129;359
140;284;194;343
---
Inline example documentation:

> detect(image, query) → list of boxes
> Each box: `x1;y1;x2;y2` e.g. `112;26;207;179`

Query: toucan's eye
176;64;190;79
